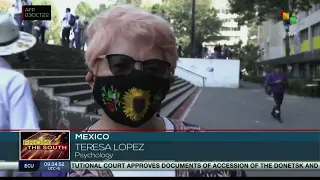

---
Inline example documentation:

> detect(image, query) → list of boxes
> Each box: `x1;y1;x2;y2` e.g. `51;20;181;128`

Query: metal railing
176;66;207;87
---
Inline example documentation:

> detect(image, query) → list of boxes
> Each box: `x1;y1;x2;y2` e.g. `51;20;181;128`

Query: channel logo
280;10;297;30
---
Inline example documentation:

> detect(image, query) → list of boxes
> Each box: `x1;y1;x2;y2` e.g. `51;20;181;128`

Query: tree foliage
95;4;108;14
232;40;261;73
140;1;155;11
228;0;320;26
228;0;320;57
75;0;223;57
75;2;130;22
33;0;61;45
159;0;223;56
0;0;11;13
247;24;258;45
75;1;96;21
116;0;142;6
162;0;222;42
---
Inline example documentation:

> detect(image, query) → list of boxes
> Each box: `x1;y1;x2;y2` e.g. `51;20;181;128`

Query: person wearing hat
12;0;33;61
0;13;39;153
266;65;288;122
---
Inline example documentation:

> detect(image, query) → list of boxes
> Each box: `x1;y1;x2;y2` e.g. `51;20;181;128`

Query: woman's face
88;35;172;127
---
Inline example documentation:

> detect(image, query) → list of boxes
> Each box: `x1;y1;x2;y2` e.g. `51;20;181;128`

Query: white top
69;31;74;41
41;20;49;28
0;58;39;177
305;84;319;87
62;13;71;28
47;39;54;45
74;19;80;32
262;72;267;77
13;0;32;14
34;21;50;30
112;118;175;177
0;59;39;130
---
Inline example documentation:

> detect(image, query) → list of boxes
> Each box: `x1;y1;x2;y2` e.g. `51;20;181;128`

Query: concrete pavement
185;86;320;130
184;85;320;177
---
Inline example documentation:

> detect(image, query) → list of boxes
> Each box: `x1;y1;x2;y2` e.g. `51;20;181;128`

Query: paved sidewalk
184;87;320;177
186;87;320;129
240;81;264;89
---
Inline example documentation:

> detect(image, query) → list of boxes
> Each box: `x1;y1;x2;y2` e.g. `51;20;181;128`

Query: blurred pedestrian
222;44;229;59
34;20;49;43
62;8;75;47
266;65;288;123
73;15;82;50
13;0;33;62
0;13;39;177
81;21;89;51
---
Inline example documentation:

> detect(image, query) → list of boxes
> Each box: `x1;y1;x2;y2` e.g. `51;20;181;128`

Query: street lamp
190;0;196;58
284;0;292;57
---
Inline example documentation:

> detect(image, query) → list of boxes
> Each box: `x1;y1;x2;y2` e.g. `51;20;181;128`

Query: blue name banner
70;132;319;142
0;132;320;162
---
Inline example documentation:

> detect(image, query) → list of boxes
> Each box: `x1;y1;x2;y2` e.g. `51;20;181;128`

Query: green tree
177;35;190;57
140;1;154;11
247;24;258;45
0;0;11;13
116;0;142;6
151;4;164;14
75;1;96;21
161;0;223;57
94;4;108;15
233;41;261;74
228;0;320;57
33;0;61;45
76;3;121;22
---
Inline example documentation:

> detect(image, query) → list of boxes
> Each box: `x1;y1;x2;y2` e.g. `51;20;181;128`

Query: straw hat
0;13;36;56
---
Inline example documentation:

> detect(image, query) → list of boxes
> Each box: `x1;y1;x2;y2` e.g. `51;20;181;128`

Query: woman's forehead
106;36;165;61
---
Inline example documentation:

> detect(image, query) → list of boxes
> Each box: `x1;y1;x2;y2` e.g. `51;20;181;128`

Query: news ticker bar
0;161;319;171
70;161;320;170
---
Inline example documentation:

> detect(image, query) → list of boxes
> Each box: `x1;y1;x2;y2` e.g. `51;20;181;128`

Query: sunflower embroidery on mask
101;86;121;112
122;88;151;122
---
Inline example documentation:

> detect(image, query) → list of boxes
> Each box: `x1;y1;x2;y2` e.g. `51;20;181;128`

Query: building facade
207;0;248;48
258;4;320;78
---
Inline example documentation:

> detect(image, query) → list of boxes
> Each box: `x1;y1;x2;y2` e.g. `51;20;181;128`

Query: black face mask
93;70;170;127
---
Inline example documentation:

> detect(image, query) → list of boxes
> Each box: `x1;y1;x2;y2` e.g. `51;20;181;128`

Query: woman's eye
113;63;130;69
145;67;158;72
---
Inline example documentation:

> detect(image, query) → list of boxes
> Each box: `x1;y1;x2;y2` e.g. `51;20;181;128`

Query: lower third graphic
20;131;70;160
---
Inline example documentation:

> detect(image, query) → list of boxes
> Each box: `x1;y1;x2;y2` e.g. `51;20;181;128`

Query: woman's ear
86;71;95;88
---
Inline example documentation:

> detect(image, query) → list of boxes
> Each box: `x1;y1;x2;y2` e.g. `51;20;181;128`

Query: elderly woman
38;5;246;177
